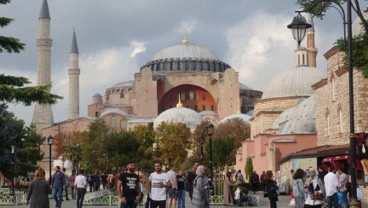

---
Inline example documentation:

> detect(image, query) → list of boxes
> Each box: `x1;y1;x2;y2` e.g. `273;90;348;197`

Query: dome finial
177;93;183;107
182;32;189;44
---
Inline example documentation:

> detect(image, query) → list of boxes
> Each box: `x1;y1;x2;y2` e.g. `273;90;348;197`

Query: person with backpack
185;162;199;200
264;170;278;208
191;165;210;208
87;172;94;192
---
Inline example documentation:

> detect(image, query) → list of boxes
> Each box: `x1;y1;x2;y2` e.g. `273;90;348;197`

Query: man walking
176;169;186;208
117;161;141;208
62;168;70;201
51;166;66;208
68;169;77;200
148;161;171;208
186;162;198;200
336;168;349;208
166;165;177;208
250;171;260;194
324;166;339;208
74;169;87;208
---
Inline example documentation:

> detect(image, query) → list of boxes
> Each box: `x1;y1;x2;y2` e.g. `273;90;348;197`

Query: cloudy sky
0;0;359;125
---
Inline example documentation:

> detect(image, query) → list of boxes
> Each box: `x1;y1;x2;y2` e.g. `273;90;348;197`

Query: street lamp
47;135;54;184
287;12;311;47
199;131;205;164
11;143;15;196
76;144;80;171
289;1;358;206
205;122;214;183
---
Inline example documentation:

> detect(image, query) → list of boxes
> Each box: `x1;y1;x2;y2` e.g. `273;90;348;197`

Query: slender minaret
68;29;80;120
306;13;317;67
32;0;54;133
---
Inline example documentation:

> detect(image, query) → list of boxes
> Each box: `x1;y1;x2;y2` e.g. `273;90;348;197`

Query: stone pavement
0;192;292;208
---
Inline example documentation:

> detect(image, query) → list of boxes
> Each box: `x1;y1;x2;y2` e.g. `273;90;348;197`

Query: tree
0;104;44;178
155;122;192;166
211;137;235;168
245;157;253;181
297;0;368;77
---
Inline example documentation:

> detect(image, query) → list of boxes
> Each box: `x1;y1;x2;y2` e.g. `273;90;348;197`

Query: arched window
111;116;116;128
120;120;127;129
326;110;330;136
339;108;344;133
211;105;215;111
194;105;198;111
202;105;206;111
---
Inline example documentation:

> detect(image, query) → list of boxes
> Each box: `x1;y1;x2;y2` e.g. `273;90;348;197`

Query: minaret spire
32;0;54;133
306;13;317;67
68;29;80;120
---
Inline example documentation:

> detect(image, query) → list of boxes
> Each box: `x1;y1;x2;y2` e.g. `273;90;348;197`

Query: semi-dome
141;37;231;73
154;102;203;132
219;113;251;124
262;66;325;99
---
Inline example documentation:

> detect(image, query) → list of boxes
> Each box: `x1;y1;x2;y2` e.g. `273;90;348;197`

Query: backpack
265;182;277;197
87;175;93;183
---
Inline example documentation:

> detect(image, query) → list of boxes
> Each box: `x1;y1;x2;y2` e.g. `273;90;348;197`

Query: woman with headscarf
304;168;325;208
223;171;234;205
191;165;210;208
26;167;52;208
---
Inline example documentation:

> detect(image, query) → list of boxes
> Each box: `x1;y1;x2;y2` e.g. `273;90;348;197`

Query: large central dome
141;36;231;73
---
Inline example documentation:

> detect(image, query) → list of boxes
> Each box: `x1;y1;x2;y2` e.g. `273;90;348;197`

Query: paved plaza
0;193;292;208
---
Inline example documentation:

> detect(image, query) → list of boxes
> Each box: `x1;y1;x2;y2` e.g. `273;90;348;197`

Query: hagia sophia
31;0;368;202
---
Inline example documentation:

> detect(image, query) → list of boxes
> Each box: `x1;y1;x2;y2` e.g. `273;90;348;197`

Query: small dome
219;113;251;124
274;95;316;134
262;67;325;99
154;106;202;132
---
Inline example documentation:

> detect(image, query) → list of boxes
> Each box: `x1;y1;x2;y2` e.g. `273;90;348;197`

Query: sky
0;0;358;125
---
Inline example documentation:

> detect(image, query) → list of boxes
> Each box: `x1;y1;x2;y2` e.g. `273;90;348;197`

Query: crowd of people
290;166;363;208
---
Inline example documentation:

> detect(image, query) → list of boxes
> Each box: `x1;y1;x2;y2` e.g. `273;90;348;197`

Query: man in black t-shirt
186;162;199;200
176;169;186;208
117;161;141;208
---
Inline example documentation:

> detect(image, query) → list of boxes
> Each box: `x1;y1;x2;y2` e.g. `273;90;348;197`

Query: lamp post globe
287;12;311;47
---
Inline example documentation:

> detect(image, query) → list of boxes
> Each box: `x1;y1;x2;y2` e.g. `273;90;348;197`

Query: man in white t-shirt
148;161;171;208
324;166;339;208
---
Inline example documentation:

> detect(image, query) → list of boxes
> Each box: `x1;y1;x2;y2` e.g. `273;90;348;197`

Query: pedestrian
304;168;325;208
176;169;186;208
68;169;76;200
74;169;87;208
324;166;339;208
191;165;210;208
264;170;278;208
26;167;52;208
62;167;70;200
234;185;242;206
336;168;349;208
93;172;100;192
51;166;66;208
317;166;327;183
260;171;266;194
87;172;94;192
166;165;177;208
101;172;108;190
293;168;306;208
236;170;244;185
117;161;141;208
186;162;199;200
223;171;234;205
250;171;260;194
148;161;171;208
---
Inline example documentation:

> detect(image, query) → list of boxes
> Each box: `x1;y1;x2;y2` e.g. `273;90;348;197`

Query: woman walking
264;170;278;208
223;171;234;205
191;165;210;208
293;169;306;208
26;167;52;208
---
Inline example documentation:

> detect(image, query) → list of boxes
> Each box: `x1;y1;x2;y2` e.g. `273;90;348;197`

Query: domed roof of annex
153;100;203;132
141;35;231;73
262;66;325;99
219;113;251;124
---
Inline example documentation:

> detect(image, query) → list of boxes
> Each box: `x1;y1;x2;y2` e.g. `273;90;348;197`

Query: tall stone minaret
68;29;80;120
306;13;317;67
32;0;54;133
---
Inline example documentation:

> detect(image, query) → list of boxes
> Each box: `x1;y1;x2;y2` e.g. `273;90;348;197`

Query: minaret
306;13;317;67
32;0;54;133
68;29;80;120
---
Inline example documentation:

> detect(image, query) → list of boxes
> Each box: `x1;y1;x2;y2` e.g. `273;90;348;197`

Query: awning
322;155;362;170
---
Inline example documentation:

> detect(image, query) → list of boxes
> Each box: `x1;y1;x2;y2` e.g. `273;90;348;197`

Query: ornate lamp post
205;122;214;182
76;144;80;171
199;132;205;164
288;1;358;206
11;143;15;196
47;135;54;184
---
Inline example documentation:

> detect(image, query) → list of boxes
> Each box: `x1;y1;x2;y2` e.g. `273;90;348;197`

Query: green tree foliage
0;104;44;178
155;122;192;166
297;0;368;77
211;137;235;168
245;157;253;181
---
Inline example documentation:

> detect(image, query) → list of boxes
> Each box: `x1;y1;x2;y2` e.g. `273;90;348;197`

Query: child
234;185;242;206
